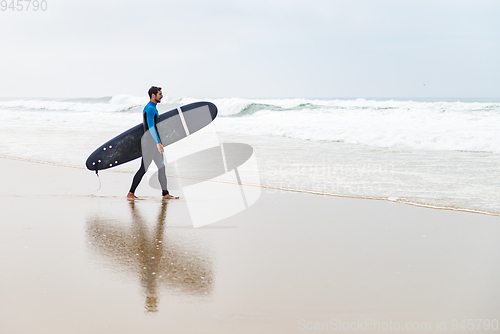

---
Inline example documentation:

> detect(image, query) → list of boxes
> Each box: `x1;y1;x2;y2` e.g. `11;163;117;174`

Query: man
127;86;178;200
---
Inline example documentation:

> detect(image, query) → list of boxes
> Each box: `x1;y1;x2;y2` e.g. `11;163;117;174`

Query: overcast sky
1;0;499;98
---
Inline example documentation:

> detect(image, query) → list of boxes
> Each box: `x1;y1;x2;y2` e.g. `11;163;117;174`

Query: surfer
127;86;179;200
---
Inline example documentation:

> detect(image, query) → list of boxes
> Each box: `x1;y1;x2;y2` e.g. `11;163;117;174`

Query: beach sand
1;157;499;333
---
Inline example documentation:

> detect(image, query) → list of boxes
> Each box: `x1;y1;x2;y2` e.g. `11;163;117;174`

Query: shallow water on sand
218;134;500;215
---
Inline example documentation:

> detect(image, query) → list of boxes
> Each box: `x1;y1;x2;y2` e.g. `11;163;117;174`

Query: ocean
1;96;500;215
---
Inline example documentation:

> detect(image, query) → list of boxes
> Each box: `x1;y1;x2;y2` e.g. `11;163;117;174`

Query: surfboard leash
88;162;102;196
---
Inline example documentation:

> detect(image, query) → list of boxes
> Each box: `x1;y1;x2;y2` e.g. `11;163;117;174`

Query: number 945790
1;0;47;11
451;319;499;331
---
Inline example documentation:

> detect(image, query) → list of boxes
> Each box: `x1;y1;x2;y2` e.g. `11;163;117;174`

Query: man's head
148;86;163;104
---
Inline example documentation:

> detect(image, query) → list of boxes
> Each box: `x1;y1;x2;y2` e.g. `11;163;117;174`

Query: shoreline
1;154;497;217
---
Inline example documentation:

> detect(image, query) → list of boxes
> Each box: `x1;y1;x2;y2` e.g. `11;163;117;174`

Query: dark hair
148;86;162;98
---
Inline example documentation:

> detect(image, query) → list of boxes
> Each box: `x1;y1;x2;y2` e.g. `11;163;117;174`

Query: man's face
153;90;163;103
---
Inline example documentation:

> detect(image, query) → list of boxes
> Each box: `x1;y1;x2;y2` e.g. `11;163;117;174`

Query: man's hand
157;143;164;154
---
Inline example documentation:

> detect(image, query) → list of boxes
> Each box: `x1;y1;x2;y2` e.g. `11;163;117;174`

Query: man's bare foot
127;192;139;199
162;194;179;200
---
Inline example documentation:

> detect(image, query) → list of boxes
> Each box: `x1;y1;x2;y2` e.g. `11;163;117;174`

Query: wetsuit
129;101;169;196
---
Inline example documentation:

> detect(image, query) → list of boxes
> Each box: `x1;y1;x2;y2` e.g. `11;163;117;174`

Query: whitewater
1;96;500;214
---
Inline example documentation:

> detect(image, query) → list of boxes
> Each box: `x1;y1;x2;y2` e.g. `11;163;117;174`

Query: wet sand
1;157;499;333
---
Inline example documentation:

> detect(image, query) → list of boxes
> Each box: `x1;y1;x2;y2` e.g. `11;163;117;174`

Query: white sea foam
0;98;140;113
213;98;500;153
1;96;500;163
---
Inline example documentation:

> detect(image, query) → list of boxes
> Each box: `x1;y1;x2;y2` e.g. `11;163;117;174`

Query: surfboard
85;101;218;172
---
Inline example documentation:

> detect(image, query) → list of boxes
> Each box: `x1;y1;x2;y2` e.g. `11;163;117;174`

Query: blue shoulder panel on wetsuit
144;101;161;144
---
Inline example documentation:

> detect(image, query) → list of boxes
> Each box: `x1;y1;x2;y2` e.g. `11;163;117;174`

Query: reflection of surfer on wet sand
86;200;213;313
131;200;166;312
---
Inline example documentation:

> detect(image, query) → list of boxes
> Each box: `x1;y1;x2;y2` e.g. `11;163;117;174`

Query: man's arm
145;107;164;153
145;109;162;144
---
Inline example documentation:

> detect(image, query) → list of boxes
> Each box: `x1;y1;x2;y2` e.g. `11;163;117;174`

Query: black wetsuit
129;101;169;196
